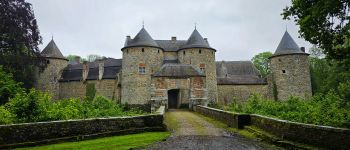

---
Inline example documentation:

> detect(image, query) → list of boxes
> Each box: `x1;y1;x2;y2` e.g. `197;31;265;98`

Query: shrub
227;92;350;128
0;66;24;105
0;106;14;125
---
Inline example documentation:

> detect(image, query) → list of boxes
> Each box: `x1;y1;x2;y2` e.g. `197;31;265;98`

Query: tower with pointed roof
268;31;312;101
121;27;164;106
36;39;68;99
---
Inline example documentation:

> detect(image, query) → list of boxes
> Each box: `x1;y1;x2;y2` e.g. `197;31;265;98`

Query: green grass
18;132;170;150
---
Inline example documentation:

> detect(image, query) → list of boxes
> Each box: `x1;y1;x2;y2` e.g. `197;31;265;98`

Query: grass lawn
18;132;170;150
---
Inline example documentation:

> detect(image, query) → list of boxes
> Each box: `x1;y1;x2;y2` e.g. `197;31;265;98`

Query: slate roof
41;39;66;59
216;61;267;85
180;29;215;51
273;31;305;56
153;63;205;77
155;40;187;51
123;28;160;49
59;58;122;82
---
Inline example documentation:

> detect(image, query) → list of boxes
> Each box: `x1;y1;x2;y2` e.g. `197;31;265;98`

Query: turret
178;28;218;104
121;27;164;105
269;31;312;100
36;39;68;99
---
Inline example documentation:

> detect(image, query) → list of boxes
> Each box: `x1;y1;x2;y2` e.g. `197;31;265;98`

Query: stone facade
178;48;217;104
269;54;312;100
59;79;120;101
121;47;164;104
217;84;268;105
36;58;68;99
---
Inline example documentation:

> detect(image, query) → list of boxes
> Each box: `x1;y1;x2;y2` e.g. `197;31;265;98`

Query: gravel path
147;109;277;150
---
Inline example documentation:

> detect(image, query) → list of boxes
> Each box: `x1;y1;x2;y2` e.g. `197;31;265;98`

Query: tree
87;54;102;62
282;0;350;68
251;52;273;78
0;66;24;105
0;0;43;88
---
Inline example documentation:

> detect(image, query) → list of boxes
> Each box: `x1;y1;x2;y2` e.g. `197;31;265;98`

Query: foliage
1;89;144;125
0;66;25;105
87;54;102;62
18;132;170;150
282;0;350;68
66;54;104;63
226;91;350;128
0;0;44;88
251;52;273;77
5;89;52;123
85;83;96;101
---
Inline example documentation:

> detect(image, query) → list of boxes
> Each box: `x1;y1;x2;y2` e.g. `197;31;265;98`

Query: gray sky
28;0;312;61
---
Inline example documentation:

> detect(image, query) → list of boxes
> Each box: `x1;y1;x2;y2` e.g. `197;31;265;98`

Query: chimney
82;61;89;82
126;35;131;40
300;47;305;52
74;56;81;64
97;59;104;80
204;38;208;43
171;36;176;42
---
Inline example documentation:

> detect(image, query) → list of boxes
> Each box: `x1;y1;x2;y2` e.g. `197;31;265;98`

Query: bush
0;106;14;124
227;92;350;128
0;66;24;105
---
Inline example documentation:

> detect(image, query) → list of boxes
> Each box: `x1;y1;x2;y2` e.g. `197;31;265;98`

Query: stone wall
194;105;350;149
269;54;312;100
250;114;350;149
217;84;268;105
59;79;120;101
0;107;165;149
178;48;217;104
36;58;68;100
163;51;177;60
121;47;164;104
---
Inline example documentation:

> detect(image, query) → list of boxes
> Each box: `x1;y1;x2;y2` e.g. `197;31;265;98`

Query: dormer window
139;63;146;74
199;64;205;73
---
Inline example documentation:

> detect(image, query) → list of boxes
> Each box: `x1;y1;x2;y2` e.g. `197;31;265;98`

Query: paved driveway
147;109;278;150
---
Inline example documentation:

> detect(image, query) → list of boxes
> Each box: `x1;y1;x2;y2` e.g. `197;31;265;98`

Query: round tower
121;27;164;106
36;39;68;99
269;31;312;101
178;29;218;104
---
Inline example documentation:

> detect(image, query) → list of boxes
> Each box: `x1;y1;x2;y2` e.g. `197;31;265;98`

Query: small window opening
139;63;146;74
278;59;281;62
46;60;50;64
282;70;286;73
199;49;202;54
199;64;205;73
142;48;144;52
127;49;129;54
158;50;160;53
183;51;186;55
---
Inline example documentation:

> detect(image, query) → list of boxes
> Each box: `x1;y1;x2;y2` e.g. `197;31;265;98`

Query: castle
35;27;312;111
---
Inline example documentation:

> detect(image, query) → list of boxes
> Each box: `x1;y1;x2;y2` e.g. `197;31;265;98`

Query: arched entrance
168;89;179;109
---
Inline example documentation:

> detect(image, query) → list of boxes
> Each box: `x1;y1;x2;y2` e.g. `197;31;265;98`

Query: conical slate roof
274;31;304;55
123;27;160;49
180;29;215;51
41;39;65;59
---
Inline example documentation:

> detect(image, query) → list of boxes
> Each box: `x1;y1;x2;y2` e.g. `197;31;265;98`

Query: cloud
28;0;312;61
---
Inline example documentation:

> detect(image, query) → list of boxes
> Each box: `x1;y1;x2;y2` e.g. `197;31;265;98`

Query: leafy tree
0;66;24;105
282;0;350;68
0;0;43;88
87;54;102;62
251;52;273;77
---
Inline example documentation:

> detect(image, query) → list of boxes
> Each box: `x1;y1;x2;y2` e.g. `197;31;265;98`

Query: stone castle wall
163;51;178;60
59;79;120;101
217;84;268;105
178;48;217;104
121;47;164;104
36;58;68;100
269;54;312;100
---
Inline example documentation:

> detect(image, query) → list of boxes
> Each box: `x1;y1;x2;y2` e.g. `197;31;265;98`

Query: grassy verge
17;132;170;150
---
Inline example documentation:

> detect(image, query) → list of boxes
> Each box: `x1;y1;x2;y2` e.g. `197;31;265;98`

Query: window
142;48;144;52
158;50;160;53
199;49;202;54
126;49;129;54
46;60;50;64
183;51;186;55
199;64;205;73
139;63;146;74
282;70;286;73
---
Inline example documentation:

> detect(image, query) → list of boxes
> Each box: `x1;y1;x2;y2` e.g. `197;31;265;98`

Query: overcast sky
27;0;312;61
